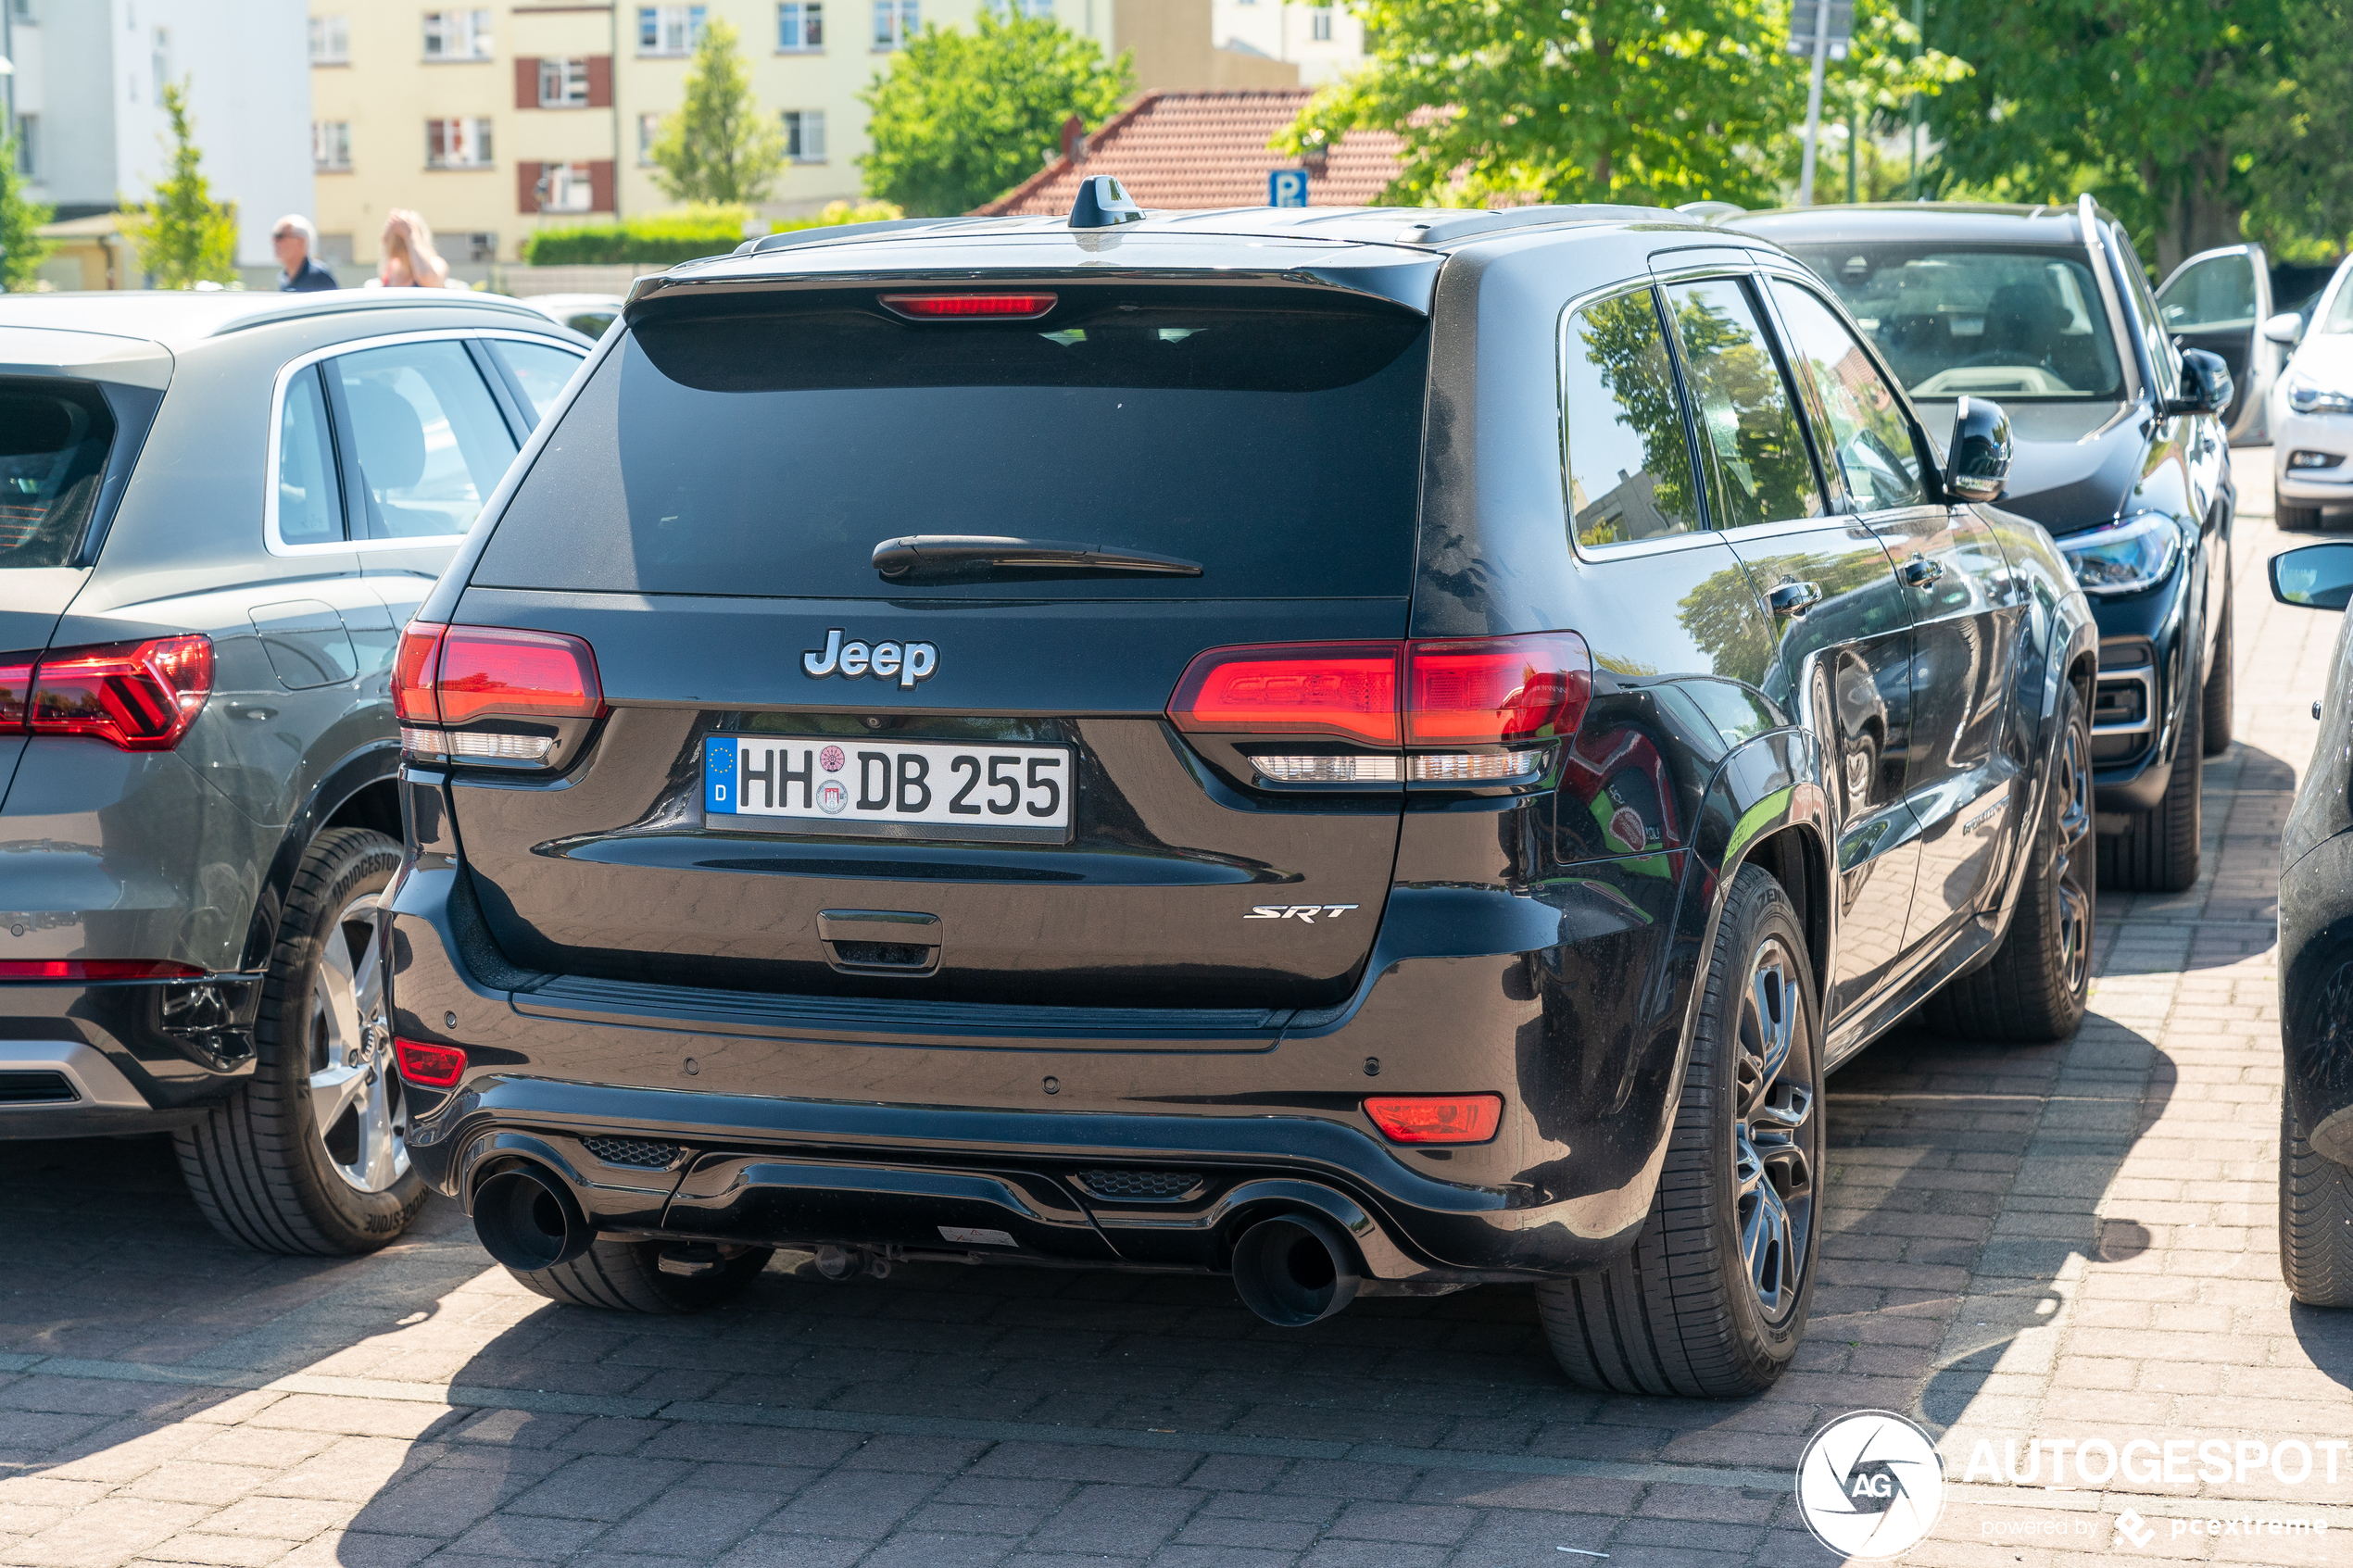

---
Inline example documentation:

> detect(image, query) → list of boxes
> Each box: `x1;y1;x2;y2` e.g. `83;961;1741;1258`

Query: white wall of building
1210;0;1363;86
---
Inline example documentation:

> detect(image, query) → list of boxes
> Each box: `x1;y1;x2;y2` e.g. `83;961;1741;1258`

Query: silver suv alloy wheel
307;892;409;1193
1732;934;1815;1321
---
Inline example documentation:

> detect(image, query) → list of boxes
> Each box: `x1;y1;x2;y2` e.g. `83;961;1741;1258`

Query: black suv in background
385;191;2095;1397
1737;200;2236;892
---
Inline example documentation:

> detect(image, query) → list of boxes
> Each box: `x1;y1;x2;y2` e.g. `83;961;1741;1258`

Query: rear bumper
0;976;263;1138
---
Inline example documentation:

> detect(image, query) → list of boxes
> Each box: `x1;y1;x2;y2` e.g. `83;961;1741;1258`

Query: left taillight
398;623;604;767
0;635;214;751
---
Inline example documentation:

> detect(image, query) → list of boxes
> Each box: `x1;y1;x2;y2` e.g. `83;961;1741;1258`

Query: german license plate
703;735;1072;843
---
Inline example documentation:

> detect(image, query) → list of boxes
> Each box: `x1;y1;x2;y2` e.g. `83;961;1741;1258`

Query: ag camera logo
1795;1411;1945;1559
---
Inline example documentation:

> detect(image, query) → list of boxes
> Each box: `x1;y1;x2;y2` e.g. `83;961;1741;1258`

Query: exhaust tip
472;1162;590;1272
1230;1211;1362;1327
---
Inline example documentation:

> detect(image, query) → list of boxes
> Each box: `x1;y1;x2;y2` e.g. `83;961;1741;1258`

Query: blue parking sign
1268;169;1310;207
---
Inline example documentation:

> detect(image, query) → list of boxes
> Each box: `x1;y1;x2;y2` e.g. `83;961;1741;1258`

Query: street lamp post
1790;1;1852;207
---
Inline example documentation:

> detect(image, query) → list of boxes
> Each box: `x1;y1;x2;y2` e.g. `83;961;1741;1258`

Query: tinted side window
1562;287;1704;546
0;378;118;569
1664;277;1824;529
329;340;518;540
276;368;343;545
1770;282;1928;511
489;339;587;424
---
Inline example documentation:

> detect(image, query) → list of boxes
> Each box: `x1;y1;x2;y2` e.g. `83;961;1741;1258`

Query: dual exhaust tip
470;1159;1365;1325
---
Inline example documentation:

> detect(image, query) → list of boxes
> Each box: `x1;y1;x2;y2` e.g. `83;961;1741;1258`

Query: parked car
2262;539;2353;1305
0;290;589;1255
1739;199;2236;893
2147;239;2326;444
2265;254;2353;530
382;188;2096;1397
516;294;623;341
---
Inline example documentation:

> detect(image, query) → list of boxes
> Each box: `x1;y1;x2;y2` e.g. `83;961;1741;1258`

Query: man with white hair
272;214;338;292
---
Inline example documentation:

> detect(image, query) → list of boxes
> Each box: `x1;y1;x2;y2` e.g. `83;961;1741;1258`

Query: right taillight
397;622;604;767
1166;633;1590;786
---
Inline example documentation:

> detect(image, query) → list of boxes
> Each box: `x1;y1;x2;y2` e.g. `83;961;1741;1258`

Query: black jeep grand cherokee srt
383;189;2096;1397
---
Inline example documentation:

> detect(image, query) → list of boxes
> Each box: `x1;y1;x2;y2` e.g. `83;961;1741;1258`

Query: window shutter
588;159;617;213
515;56;539;109
517;161;543;214
586;56;613;107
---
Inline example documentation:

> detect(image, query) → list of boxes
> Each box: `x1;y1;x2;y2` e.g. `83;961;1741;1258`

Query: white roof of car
0;288;557;351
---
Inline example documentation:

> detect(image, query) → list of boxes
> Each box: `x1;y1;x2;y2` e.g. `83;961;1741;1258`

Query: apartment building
1212;0;1363;86
6;0;311;285
308;0;1314;270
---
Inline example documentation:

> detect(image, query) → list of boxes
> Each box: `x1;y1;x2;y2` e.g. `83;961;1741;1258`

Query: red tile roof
975;90;1405;216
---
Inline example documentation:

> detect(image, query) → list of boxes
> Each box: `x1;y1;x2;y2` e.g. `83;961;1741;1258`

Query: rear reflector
880;292;1058;320
1;635;213;751
0;960;208;981
1168;643;1401;746
1364;1094;1504;1144
394;1038;467;1088
1404;633;1592;746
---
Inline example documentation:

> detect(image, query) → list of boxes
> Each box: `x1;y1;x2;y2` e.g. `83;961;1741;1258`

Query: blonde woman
373;209;454;289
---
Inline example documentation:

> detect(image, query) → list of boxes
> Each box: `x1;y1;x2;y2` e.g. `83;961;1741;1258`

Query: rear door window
275;369;344;546
1769;281;1929;511
474;290;1431;599
325;339;518;540
1663;277;1825;529
0;379;118;569
1562;286;1705;546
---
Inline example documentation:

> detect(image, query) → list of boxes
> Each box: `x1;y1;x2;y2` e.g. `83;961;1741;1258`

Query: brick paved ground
1;450;2346;1567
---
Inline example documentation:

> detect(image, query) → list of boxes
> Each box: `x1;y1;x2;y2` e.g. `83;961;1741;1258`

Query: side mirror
2170;347;2234;417
1943;395;2011;503
2270;542;2353;610
2265;311;2306;346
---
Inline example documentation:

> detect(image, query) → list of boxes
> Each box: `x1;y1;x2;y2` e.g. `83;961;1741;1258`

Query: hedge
518;200;906;267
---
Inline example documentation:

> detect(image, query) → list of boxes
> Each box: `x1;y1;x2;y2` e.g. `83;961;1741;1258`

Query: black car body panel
387;207;2096;1284
1737;203;2233;820
2282;603;2353;1164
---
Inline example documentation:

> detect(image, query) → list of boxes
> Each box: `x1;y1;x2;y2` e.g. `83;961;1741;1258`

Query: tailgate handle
817;909;941;977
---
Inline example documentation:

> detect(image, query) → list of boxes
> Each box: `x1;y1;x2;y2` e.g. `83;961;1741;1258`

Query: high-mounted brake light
0;635;214;751
1365;1094;1504;1145
0;960;208;981
1404;633;1592;746
1167;643;1401;747
880;292;1058;320
436;627;604;725
394;1037;467;1088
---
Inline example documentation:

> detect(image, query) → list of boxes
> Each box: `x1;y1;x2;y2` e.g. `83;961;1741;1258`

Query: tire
2097;681;2202;894
2282;1100;2353;1308
1931;681;2093;1042
2278;502;2324;531
175;828;427;1254
1537;865;1822;1398
2201;593;2233;756
506;1237;774;1313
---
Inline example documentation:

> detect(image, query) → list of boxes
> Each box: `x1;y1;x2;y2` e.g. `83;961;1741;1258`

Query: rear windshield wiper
872;535;1203;581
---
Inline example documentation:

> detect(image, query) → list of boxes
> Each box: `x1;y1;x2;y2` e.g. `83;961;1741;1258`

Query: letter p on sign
1269;169;1309;207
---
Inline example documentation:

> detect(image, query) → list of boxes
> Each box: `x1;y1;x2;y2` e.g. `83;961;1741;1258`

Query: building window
12;116;37;178
537;162;595;212
309;15;348;63
781;109;826;162
995;0;1051;15
638;5;706;54
8;0;36;22
312;120;351;170
637;111;665;164
423;9;494;59
426;117;495;168
778;2;823;49
539;56;591;107
1309;5;1332;40
872;0;916;49
463;232;499;263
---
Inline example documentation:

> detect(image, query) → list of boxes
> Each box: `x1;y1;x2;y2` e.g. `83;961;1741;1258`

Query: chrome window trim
263;326;585;558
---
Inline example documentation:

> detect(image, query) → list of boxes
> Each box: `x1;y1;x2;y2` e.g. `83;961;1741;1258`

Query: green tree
0;132;55;293
648;19;786;205
1925;0;2298;273
860;10;1132;217
1282;0;1961;209
121;82;238;287
2239;0;2353;260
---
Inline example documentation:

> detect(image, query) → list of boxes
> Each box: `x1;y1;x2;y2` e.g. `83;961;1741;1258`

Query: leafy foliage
519;200;906;267
1923;0;2298;273
0;132;53;293
1283;0;1962;208
647;19;786;206
859;11;1132;217
121;82;238;288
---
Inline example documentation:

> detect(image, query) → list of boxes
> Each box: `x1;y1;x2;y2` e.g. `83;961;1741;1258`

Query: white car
2268;255;2353;528
516;293;623;341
